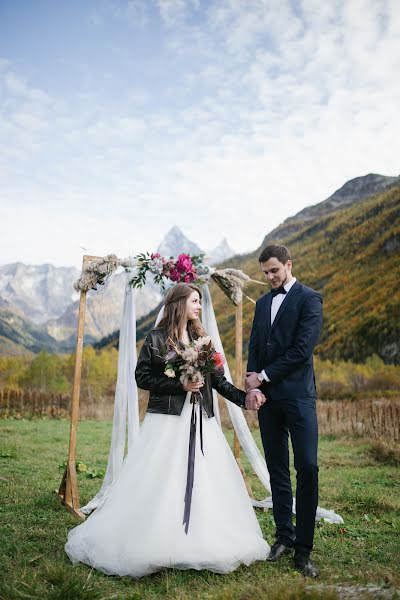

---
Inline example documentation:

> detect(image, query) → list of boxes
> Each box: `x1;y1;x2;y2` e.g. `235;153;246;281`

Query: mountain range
1;173;399;362
0;230;235;355
210;173;400;364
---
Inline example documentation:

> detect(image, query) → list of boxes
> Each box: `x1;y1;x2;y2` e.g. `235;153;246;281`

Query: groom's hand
245;390;266;410
245;371;261;392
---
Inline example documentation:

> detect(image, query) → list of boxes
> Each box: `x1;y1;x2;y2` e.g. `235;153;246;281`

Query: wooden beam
234;301;243;459
57;255;96;519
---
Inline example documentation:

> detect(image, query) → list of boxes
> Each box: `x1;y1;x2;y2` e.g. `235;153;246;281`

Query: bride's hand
183;381;203;392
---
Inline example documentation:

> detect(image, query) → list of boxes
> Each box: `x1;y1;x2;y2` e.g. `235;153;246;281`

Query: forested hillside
209;183;400;364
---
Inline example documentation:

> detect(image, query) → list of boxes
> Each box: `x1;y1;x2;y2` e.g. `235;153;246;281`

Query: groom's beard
270;268;290;288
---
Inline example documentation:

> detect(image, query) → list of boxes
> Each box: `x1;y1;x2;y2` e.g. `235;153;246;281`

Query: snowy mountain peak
207;238;235;265
0;263;80;325
156;226;204;258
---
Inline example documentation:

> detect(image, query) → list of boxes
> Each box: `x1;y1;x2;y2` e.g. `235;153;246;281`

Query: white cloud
87;0;149;27
1;0;399;267
0;57;11;71
12;112;47;131
157;0;200;27
4;72;52;104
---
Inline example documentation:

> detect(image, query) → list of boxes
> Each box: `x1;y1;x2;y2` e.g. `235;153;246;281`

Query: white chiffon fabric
65;392;269;577
80;272;139;514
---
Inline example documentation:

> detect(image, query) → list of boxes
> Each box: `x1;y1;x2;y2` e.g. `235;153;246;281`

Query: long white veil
81;276;343;524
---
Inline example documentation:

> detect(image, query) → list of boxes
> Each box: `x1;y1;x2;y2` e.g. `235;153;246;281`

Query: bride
65;282;270;578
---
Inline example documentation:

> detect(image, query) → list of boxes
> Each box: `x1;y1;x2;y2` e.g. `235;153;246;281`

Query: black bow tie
271;286;287;297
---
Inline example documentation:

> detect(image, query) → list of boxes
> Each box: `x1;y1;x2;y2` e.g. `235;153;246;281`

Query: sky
0;0;399;268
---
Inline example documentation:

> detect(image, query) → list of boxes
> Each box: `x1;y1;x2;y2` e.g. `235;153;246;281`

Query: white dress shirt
261;277;296;383
270;277;297;325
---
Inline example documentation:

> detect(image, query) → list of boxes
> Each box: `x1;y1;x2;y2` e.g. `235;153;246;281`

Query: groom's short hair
258;244;291;265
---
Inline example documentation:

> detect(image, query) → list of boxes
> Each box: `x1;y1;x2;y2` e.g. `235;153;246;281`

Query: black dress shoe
266;541;294;562
293;554;319;578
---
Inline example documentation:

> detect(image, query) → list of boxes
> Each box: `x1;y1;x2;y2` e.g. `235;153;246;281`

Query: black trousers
258;396;319;556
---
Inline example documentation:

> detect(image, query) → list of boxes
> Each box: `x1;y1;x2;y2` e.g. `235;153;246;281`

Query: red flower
176;254;193;273
213;352;225;369
169;268;181;282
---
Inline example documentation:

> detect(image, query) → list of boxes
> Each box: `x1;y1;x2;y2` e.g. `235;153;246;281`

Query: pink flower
183;272;195;283
169;268;181;282
176;254;193;273
163;259;175;275
151;253;161;260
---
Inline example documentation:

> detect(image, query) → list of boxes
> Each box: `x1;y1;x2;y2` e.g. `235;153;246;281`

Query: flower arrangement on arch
130;252;206;291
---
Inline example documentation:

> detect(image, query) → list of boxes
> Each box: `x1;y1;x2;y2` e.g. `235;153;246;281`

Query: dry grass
2;389;400;444
316;398;400;442
369;440;400;465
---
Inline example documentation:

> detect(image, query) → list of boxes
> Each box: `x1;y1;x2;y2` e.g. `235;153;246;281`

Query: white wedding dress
65;392;270;578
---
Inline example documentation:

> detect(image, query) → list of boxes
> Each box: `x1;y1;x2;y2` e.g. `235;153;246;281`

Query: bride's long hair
157;282;206;342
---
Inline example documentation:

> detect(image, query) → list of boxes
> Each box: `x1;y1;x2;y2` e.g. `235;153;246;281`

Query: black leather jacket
135;327;246;418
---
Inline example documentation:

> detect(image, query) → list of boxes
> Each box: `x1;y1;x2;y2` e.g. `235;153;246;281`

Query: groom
245;244;323;578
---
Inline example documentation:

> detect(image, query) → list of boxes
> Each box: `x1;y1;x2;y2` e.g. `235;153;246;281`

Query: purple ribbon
183;392;204;534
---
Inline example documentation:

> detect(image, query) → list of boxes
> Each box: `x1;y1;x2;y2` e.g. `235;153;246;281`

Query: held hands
245;389;266;411
182;375;266;408
245;371;262;392
245;371;267;410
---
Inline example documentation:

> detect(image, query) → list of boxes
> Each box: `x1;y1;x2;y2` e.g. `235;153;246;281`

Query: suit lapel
271;280;301;332
264;294;272;335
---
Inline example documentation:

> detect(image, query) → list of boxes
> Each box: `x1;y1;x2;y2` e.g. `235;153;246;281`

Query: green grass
0;420;399;600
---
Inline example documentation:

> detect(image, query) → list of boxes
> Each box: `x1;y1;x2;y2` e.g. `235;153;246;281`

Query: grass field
0;419;399;600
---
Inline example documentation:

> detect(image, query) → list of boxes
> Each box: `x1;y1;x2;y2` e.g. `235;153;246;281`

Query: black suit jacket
247;280;323;400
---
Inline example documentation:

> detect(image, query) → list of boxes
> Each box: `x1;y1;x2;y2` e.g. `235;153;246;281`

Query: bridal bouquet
165;336;224;533
164;336;225;390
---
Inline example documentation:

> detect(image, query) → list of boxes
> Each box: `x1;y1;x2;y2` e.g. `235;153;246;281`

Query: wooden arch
57;254;251;519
